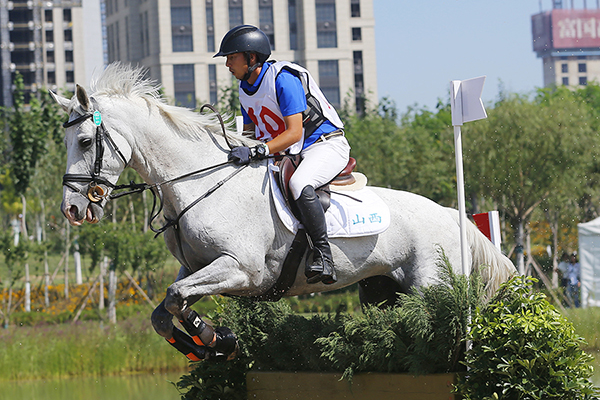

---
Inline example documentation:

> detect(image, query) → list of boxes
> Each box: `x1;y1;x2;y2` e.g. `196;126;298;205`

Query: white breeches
289;135;351;200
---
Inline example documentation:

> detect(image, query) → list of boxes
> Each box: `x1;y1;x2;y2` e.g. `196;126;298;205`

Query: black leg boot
295;185;337;285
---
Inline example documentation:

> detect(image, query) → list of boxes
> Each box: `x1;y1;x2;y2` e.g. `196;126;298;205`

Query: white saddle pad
268;163;390;238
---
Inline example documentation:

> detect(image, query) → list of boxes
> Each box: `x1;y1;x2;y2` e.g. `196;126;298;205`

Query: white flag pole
451;77;487;355
450;76;487;277
454;124;470;277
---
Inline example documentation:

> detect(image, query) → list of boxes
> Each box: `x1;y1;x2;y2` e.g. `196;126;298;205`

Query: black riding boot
295;185;337;285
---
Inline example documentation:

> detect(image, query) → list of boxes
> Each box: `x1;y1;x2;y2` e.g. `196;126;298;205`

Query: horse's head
50;85;132;225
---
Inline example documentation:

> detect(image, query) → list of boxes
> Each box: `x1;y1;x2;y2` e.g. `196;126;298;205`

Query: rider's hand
228;144;269;165
228;146;252;165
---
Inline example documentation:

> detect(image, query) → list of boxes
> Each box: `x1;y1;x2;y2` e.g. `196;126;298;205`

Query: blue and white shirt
239;61;343;153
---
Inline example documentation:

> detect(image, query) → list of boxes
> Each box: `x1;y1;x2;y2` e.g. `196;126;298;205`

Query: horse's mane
89;62;257;147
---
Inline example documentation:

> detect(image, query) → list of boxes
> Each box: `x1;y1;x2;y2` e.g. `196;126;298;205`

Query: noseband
62;100;129;202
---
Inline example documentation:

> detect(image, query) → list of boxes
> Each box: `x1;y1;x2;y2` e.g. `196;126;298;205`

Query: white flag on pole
451;76;487;126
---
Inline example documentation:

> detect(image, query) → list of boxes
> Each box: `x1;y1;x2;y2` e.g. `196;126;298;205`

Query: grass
565;307;600;385
563;307;600;352
0;313;190;381
0;286;360;382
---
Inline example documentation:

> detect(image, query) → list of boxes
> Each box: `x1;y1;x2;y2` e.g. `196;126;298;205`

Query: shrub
176;358;249;400
316;253;484;380
456;275;600;400
176;261;599;400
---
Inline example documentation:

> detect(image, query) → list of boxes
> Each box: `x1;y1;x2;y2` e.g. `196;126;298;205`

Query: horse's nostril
68;205;79;219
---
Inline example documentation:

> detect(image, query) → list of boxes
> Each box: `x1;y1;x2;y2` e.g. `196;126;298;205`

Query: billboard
532;9;600;52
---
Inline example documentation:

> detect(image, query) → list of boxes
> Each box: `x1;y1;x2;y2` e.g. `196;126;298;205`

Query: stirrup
305;250;337;285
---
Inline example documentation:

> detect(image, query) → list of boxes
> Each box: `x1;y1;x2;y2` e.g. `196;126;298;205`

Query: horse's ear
76;84;90;112
49;90;70;112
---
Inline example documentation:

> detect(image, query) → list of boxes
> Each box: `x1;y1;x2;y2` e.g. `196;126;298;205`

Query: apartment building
0;0;103;107
105;0;376;112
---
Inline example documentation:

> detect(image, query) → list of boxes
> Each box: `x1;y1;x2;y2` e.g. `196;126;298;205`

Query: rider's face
226;53;248;80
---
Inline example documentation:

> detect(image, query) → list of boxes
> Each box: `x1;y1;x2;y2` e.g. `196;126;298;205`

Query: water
0;372;183;400
3;366;600;399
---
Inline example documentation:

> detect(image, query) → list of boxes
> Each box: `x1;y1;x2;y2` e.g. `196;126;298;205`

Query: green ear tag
93;111;102;126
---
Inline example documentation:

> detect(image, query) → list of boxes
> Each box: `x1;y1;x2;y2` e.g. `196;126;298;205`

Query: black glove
228;144;269;165
228;146;252;165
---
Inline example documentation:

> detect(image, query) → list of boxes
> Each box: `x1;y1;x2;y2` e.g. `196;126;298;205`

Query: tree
463;92;598;274
216;78;241;118
398;102;456;206
4;75;65;310
9;74;49;198
344;99;457;206
343;97;407;189
77;220;170;323
0;231;27;326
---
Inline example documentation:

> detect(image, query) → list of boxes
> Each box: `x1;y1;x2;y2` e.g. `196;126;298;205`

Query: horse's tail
447;208;517;298
465;219;517;298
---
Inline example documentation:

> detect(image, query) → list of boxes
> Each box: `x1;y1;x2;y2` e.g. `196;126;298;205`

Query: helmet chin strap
242;52;262;81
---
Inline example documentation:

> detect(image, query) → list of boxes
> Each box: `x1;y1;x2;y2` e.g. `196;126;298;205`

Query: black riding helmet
214;25;271;63
214;25;271;81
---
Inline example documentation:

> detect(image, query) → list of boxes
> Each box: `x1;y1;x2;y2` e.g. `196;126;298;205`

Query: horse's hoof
226;342;240;361
210;326;239;360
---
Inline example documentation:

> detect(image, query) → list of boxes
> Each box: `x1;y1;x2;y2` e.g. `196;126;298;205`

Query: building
105;0;377;113
532;1;600;88
0;0;104;107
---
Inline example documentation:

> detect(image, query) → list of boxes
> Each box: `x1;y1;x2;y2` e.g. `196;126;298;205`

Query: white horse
51;63;516;360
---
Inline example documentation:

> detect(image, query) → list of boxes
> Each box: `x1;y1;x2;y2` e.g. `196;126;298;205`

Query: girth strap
249;228;309;302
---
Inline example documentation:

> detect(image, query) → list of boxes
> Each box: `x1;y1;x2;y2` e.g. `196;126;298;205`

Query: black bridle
62;101;130;203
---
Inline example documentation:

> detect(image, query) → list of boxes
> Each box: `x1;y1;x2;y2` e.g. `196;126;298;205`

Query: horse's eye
79;137;93;148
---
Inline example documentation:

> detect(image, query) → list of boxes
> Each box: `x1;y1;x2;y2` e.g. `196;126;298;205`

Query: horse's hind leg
358;275;403;309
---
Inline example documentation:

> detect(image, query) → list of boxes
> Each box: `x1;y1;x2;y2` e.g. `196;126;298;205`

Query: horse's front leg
153;255;247;360
152;298;216;361
166;254;251;304
151;266;211;361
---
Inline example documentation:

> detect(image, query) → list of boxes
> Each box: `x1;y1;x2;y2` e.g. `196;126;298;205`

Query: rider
214;25;350;285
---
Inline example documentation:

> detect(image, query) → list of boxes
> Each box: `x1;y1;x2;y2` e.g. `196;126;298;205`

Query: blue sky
373;1;548;113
